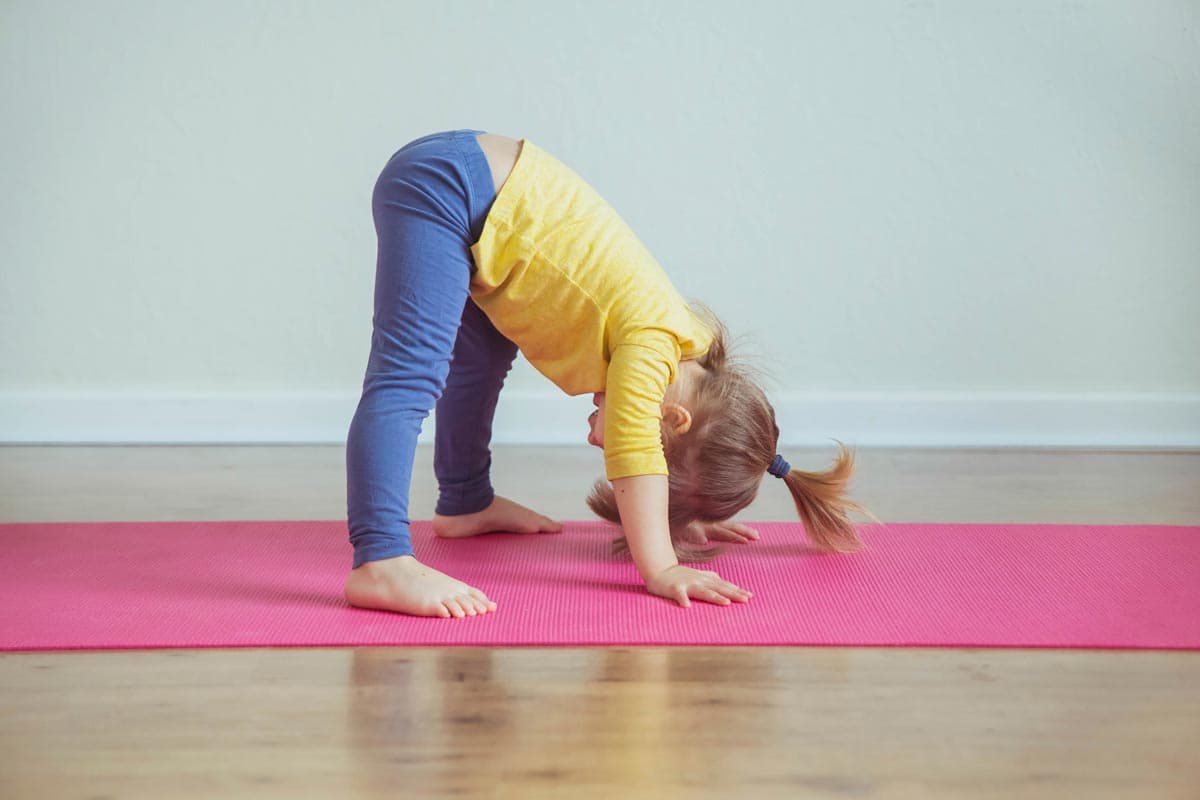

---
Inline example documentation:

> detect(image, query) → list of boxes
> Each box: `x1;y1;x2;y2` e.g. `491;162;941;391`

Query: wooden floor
1;445;1198;799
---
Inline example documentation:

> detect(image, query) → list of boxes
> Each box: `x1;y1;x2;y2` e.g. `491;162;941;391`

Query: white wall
3;0;1198;446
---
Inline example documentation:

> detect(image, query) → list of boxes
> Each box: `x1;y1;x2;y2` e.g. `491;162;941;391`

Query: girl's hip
373;129;498;244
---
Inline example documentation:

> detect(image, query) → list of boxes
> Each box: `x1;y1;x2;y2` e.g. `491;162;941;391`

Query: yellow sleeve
603;334;681;480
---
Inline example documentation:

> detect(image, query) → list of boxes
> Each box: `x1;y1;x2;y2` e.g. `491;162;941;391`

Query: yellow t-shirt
469;139;713;480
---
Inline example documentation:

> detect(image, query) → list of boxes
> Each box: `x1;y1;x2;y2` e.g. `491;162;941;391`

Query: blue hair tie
767;454;790;478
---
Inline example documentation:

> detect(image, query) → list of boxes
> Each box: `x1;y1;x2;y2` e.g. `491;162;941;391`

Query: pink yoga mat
1;520;1197;651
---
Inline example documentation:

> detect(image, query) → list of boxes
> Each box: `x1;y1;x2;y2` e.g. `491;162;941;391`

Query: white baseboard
1;389;1197;448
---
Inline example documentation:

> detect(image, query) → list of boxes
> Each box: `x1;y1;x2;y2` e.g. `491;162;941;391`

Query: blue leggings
346;129;516;568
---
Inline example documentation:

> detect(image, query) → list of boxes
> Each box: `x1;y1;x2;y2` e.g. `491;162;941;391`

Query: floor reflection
344;646;782;794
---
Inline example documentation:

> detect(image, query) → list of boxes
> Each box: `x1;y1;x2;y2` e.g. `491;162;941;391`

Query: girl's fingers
708;528;740;543
661;573;754;608
722;523;758;542
705;522;760;544
733;524;760;540
702;526;738;543
714;581;752;602
688;584;741;605
704;588;732;605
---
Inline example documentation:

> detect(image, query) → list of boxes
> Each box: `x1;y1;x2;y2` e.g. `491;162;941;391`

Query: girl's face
587;393;606;448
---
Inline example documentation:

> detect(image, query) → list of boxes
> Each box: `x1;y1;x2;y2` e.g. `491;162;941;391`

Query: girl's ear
662;402;693;435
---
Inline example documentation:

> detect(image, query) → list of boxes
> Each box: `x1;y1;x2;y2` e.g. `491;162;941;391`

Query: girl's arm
610;474;677;580
612;473;752;607
602;339;751;607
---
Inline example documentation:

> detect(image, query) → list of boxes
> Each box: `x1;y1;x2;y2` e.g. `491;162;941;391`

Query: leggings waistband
383;129;497;243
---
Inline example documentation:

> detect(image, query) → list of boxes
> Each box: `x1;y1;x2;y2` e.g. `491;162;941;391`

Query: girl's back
476;133;521;196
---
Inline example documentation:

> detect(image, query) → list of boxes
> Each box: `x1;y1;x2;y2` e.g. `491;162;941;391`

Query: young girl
344;129;868;618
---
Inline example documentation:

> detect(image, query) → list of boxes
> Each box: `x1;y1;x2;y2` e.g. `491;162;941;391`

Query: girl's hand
678;520;761;546
646;564;752;608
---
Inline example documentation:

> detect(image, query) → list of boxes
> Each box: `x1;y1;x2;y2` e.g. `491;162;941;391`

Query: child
344;129;869;618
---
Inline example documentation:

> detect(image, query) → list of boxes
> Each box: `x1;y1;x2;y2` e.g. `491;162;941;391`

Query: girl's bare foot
344;556;496;618
432;495;563;539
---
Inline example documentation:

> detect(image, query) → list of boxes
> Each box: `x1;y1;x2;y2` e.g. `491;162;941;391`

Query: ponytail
773;441;875;552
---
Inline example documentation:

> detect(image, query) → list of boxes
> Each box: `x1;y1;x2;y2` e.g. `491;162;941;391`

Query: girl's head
587;304;872;561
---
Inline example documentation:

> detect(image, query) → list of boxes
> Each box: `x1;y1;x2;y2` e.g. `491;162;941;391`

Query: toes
467;590;496;615
468;596;490;615
447;594;494;617
458;595;480;616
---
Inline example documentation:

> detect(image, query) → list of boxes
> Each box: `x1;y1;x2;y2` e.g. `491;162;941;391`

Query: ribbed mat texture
2;520;1197;650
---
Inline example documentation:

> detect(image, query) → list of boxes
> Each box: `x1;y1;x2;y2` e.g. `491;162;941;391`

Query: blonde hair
586;304;874;562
